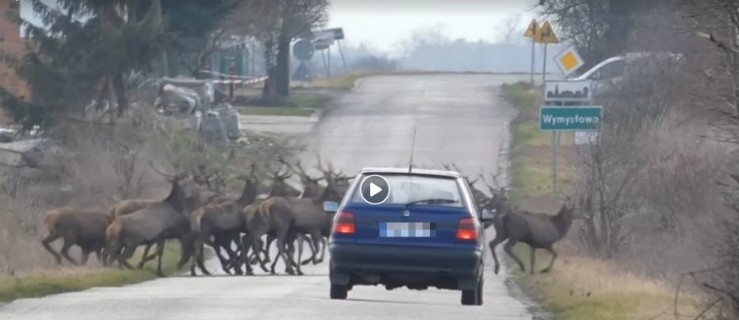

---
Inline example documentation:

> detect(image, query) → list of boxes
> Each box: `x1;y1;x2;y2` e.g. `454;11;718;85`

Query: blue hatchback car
323;167;494;306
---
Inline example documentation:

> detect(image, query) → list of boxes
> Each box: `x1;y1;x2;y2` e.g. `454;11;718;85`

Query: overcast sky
327;0;539;52
19;0;539;53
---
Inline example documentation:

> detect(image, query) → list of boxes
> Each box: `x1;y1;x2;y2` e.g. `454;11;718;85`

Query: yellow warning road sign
535;21;559;44
523;19;539;38
554;46;585;76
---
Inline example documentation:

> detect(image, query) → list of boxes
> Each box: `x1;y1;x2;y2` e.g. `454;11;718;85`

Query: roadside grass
303;71;381;90
500;81;705;319
239;92;333;117
0;243;183;302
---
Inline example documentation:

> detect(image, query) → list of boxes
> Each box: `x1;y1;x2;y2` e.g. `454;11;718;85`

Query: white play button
360;175;390;205
369;183;382;197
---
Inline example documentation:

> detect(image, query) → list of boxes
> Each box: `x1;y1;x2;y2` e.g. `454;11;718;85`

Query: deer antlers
279;157;323;183
315;153;347;184
479;167;506;197
266;158;292;181
442;162;479;186
148;161;186;181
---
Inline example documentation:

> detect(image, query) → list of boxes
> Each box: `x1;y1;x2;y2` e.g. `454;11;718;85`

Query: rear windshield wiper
405;198;459;207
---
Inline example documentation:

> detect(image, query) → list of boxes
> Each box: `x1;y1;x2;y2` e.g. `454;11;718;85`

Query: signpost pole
523;19;539;85
337;40;348;73
228;63;235;101
552;130;558;193
327;46;332;77
542;43;548;86
530;39;536;85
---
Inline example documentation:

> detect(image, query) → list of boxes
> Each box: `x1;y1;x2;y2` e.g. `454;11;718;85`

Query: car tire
461;285;478;306
330;284;348;300
475;279;484;305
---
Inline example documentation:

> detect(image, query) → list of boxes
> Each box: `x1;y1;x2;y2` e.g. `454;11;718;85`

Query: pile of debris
156;77;241;144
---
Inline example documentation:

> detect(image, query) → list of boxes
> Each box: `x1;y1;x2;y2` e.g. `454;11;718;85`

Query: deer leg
190;238;203;276
192;237;212;276
177;236;195;269
220;233;242;274
60;239;79;265
296;234;305;273
248;237;265;265
285;235;300;275
224;244;242;275
503;240;525;273
218;235;242;275
214;238;241;274
136;243;155;269
80;249;91;265
488;235;507;275
250;233;270;273
540;246;557;274
270;229;295;275
529;246;536;275
263;233;275;263
209;239;231;275
300;235;317;265
117;245;136;269
41;234;62;265
317;236;328;264
239;235;254;275
95;249;103;265
308;231;322;265
155;239;166;277
207;233;230;273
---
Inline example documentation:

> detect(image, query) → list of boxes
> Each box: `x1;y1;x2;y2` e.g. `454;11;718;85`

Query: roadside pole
542;43;548;86
229;63;235;101
535;20;561;193
523;19;539;85
537;21;556;85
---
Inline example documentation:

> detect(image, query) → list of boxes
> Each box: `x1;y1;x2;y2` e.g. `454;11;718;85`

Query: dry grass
0;243;182;302
501;82;707;319
512;246;706;320
0;121;199;302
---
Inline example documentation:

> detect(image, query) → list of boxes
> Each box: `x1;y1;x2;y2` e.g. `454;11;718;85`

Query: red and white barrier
211;76;269;85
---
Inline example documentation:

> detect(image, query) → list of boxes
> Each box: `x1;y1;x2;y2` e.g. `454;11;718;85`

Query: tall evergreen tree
0;0;165;129
159;0;243;77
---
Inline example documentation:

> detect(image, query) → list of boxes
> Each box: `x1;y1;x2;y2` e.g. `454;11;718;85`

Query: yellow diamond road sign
535;21;558;44
523;19;539;38
554;46;585;76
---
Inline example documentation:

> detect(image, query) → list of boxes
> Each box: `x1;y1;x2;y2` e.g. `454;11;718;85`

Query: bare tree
396;24;450;57
494;14;523;43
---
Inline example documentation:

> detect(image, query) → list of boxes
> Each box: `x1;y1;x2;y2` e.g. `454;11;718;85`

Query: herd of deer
39;159;585;278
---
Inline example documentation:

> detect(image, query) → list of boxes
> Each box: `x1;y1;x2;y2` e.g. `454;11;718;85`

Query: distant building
0;0;30;125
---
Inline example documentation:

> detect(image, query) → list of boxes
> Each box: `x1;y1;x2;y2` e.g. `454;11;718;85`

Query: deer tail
42;211;60;236
190;209;204;233
105;219;123;247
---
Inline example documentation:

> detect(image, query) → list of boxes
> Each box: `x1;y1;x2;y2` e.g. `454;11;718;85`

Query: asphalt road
0;74;547;320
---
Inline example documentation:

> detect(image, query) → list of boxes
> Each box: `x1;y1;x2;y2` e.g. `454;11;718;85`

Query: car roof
358;167;463;179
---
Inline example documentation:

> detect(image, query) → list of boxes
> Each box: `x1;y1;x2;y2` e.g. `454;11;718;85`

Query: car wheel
461;286;478;306
475;279;484;305
330;284;348;300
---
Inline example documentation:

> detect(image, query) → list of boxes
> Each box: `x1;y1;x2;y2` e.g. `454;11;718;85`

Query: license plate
380;222;435;238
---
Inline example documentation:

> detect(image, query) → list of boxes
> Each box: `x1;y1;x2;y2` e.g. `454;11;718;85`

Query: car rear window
349;174;465;207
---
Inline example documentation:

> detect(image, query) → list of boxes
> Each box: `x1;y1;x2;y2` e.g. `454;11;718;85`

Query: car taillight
456;217;478;241
333;211;355;235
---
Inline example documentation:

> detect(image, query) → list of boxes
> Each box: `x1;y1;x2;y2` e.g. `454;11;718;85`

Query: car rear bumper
329;243;483;290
